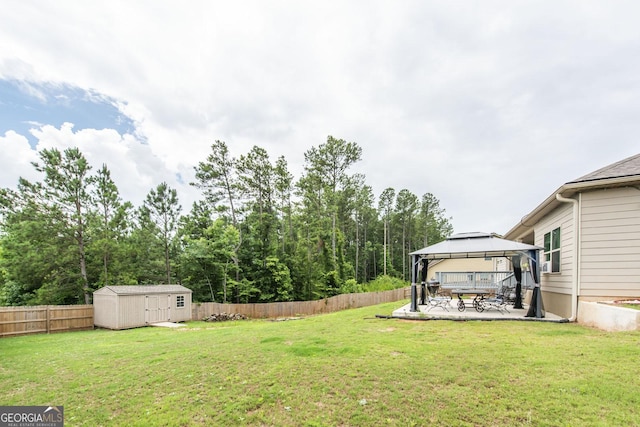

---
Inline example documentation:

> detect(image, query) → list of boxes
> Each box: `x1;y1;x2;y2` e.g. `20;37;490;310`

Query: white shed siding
93;285;193;329
145;294;171;324
170;293;192;322
119;295;146;328
93;293;117;329
535;203;574;295
580;187;640;297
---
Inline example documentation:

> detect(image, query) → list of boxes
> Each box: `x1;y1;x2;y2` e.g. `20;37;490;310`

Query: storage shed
93;285;192;330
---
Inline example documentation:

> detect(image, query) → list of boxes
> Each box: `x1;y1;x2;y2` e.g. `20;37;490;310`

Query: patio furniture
425;294;452;311
423;280;452;311
451;289;490;312
497;283;517;305
477;295;510;314
474;283;515;314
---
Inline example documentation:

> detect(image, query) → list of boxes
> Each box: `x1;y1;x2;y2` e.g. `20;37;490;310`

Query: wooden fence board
0;305;94;337
192;287;410;320
1;288;410;337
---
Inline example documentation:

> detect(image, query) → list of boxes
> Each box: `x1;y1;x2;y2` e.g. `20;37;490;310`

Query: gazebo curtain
512;255;523;309
525;249;545;318
419;259;428;305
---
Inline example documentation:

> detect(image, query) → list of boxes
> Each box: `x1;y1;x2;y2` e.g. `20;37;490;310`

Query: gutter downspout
555;193;580;321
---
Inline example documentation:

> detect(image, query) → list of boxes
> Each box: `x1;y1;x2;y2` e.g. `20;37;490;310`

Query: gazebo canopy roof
410;232;542;260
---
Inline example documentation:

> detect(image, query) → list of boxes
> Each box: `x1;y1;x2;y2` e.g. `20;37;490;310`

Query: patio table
450;289;491;312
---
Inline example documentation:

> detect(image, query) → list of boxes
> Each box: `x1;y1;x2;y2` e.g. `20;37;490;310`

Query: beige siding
579;187;640;297
169;293;192;322
427;258;495;279
93;294;117;329
535;203;574;295
94;292;146;329
93;286;193;329
540;291;572;318
119;295;146;328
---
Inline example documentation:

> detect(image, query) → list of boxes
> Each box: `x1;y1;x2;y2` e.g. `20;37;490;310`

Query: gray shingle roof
570;153;640;183
94;285;192;295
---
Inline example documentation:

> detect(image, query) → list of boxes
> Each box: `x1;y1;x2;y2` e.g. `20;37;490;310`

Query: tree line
0;136;453;305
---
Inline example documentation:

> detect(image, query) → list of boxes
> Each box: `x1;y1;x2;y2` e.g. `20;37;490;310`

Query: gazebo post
410;254;419;312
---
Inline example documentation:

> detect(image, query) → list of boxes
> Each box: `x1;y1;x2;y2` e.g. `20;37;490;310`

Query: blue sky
0;79;135;146
1;1;639;234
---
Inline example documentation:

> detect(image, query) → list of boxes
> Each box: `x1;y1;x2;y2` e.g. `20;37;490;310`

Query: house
93;285;193;330
504;153;640;320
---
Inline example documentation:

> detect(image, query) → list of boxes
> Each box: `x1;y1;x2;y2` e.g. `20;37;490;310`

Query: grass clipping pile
203;312;248;322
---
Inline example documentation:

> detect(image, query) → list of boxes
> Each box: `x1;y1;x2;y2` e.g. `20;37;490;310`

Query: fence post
46;306;50;334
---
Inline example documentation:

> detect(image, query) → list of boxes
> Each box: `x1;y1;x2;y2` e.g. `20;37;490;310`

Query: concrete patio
391;299;568;322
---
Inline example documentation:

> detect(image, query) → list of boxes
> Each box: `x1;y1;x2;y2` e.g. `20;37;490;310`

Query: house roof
410;232;542;260
94;285;192;295
506;152;640;240
570;153;640;183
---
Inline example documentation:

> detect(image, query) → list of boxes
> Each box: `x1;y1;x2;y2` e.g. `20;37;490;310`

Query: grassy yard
1;301;640;426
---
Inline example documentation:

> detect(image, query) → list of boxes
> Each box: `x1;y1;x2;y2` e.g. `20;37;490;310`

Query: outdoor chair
477;294;509;314
425;286;452;312
497;283;517;305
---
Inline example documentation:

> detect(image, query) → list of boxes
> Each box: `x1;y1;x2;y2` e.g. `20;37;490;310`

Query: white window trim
544;227;561;273
176;295;185;308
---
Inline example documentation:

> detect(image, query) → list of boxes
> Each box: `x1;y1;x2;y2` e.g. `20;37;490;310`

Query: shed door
160;295;170;321
145;295;171;324
145;296;159;323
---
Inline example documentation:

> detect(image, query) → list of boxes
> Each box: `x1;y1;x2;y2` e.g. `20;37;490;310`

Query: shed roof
94;285;192;295
410;232;542;260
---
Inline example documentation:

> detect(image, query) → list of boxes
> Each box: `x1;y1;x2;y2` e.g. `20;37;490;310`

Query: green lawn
1;301;639;426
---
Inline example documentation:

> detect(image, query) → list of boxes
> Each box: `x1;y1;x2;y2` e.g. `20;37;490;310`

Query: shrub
340;278;362;294
361;275;408;292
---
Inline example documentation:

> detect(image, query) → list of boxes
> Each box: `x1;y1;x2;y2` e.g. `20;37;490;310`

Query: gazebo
409;232;546;318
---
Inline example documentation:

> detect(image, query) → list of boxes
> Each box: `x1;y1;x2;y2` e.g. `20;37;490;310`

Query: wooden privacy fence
0;305;94;337
193;287;411;320
0;288;410;337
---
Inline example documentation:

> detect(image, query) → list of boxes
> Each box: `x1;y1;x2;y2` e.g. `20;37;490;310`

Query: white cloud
0;131;40;187
26;123;197;209
1;1;639;233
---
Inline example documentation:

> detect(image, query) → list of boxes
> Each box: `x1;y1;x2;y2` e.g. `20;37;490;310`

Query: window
177;295;185;308
544;227;561;273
